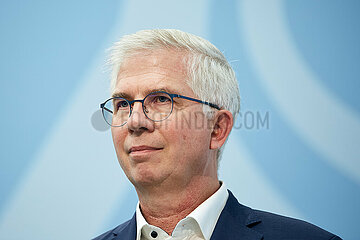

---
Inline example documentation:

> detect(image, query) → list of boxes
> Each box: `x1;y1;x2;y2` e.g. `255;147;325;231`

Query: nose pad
143;105;149;114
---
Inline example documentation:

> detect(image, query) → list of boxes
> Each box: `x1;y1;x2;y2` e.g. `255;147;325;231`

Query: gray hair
108;29;240;162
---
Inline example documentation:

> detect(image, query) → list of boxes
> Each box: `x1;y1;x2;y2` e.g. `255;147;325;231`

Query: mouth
128;145;163;155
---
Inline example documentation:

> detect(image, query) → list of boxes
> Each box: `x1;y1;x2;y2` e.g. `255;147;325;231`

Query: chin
129;167;161;186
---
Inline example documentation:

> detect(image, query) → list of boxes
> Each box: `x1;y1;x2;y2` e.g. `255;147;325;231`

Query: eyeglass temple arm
172;94;220;110
100;103;113;114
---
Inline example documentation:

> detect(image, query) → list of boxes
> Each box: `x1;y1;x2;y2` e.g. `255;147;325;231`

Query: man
94;29;341;240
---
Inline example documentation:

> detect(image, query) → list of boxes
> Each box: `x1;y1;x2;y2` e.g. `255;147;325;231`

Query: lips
128;145;163;154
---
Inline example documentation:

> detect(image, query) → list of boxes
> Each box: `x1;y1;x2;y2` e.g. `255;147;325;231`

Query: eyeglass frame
100;91;220;127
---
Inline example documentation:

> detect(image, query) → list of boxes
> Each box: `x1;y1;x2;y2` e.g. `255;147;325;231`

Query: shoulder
220;190;342;240
92;219;133;240
251;209;341;240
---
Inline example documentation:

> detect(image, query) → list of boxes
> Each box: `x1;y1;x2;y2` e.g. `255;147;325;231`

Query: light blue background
0;1;359;239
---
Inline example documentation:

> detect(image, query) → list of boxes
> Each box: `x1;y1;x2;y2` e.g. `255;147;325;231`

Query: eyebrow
112;87;180;99
112;92;131;99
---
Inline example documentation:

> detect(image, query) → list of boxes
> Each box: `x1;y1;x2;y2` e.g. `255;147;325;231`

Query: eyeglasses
100;91;220;127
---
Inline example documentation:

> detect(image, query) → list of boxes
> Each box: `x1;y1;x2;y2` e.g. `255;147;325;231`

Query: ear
210;110;233;150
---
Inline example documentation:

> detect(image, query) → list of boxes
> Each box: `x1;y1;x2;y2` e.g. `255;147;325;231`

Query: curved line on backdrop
221;135;303;218
0;2;129;239
240;0;360;185
208;0;302;219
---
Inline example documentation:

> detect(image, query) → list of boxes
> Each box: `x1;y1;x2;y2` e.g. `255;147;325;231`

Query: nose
127;101;154;134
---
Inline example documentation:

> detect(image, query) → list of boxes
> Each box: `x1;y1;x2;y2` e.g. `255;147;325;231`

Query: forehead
113;50;192;97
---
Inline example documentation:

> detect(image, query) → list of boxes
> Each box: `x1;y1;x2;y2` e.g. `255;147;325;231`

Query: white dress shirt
136;182;229;240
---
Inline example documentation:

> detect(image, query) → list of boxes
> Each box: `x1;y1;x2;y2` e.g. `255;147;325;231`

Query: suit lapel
210;190;263;240
111;213;137;240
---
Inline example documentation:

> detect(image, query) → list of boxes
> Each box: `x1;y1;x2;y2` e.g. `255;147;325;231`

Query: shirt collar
135;182;229;240
136;202;147;240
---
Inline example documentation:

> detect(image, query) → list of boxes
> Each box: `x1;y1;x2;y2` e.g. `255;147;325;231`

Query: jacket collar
210;190;263;240
111;190;263;240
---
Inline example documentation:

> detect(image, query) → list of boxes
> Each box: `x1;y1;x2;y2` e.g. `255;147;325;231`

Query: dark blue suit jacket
93;190;342;240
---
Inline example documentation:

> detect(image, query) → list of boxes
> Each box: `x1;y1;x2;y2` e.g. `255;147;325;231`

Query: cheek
111;128;132;177
111;128;126;156
165;111;211;147
168;124;210;156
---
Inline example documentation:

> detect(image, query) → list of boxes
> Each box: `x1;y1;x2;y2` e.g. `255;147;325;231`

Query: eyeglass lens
102;92;173;126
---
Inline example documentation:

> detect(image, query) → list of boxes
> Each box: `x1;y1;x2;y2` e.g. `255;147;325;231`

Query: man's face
111;50;217;189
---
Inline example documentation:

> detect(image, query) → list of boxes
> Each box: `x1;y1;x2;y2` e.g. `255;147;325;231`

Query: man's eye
155;95;171;103
117;100;129;109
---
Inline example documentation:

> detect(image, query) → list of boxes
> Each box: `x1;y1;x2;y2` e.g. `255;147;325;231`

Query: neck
136;176;220;235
